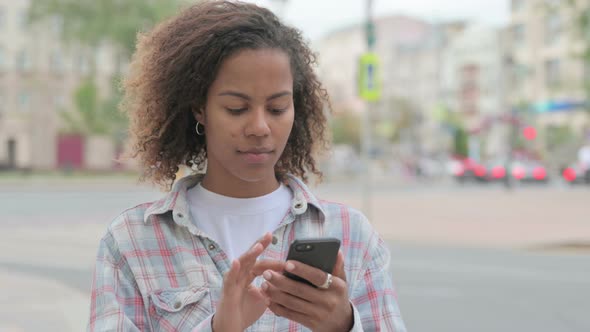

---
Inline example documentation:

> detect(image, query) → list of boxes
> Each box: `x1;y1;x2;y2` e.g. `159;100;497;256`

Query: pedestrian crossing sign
358;52;381;102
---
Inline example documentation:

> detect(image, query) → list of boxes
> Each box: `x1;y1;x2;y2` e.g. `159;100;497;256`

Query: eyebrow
217;90;292;101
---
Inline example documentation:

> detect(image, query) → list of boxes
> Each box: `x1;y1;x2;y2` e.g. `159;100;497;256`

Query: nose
244;107;270;137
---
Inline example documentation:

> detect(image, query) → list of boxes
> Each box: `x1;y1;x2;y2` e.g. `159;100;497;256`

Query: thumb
332;250;346;281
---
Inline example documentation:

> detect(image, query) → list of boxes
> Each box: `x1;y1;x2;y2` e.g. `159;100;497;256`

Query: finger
240;232;273;271
223;259;240;291
267;302;316;328
247;284;267;304
261;281;313;316
262;270;322;303
284;260;333;288
238;233;274;285
239;242;263;270
252;259;286;276
257;232;273;251
332;251;346;281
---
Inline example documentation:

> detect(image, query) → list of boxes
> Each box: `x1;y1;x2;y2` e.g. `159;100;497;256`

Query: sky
247;0;510;40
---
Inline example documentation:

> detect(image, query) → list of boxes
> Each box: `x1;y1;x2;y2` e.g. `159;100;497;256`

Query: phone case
284;237;341;287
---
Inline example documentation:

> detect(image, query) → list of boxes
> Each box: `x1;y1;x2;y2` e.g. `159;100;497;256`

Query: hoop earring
195;122;205;136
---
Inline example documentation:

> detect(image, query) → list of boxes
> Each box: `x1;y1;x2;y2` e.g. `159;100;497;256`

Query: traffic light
522;126;537;140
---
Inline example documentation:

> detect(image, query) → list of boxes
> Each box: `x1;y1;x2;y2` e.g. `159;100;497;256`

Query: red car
450;157;488;182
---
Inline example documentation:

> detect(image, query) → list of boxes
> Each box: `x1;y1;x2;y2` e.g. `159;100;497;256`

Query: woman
88;1;406;331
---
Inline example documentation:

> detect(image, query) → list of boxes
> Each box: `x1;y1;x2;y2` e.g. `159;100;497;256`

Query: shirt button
176;212;184;219
294;203;303;209
272;236;278;245
174;301;182;309
208;244;216;250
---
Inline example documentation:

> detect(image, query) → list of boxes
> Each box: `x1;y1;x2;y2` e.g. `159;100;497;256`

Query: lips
238;148;273;164
239;148;273;154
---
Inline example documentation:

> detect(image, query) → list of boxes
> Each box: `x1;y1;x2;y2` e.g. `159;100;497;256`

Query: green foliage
453;127;469;157
28;0;184;141
545;124;577;151
565;1;590;113
331;111;361;151
28;0;182;56
60;77;127;139
382;97;422;143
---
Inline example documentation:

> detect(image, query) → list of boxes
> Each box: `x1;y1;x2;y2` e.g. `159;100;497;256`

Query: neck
200;172;281;198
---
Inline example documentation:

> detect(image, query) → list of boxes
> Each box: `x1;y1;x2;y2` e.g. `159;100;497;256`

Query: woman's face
196;48;294;195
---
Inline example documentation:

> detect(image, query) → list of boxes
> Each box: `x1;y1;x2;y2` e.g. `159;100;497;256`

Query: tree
381;97;421;144
330;111;361;151
28;0;184;142
564;1;590;113
453;127;469;157
28;0;183;57
60;77;127;137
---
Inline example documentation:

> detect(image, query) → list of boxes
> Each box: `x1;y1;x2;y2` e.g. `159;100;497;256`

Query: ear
193;107;206;124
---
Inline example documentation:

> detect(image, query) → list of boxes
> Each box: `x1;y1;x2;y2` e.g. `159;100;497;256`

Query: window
18;9;29;31
51;16;63;35
584;62;590;87
512;0;524;11
18;91;31;111
16;50;32;72
76;54;90;75
545;59;560;88
512;24;525;46
545;13;561;45
0;47;5;70
50;51;64;74
54;94;66;109
0;7;5;30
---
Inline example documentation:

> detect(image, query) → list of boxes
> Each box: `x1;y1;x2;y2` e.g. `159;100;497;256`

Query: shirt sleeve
348;228;407;332
87;231;148;331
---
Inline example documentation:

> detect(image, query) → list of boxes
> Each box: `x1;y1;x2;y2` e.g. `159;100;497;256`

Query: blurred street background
1;0;590;331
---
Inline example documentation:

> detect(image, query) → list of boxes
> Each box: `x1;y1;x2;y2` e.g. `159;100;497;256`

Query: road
0;179;589;331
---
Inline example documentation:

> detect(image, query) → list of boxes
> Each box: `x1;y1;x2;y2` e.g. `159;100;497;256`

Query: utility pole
359;0;379;221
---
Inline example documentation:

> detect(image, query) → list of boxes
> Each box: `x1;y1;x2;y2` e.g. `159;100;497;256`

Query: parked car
510;159;549;183
449;157;487;183
561;162;590;185
484;158;509;182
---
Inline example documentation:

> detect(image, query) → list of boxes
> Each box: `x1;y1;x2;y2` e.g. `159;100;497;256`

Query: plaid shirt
88;174;406;331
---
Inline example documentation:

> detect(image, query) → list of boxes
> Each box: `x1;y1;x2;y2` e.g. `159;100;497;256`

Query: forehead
209;48;293;94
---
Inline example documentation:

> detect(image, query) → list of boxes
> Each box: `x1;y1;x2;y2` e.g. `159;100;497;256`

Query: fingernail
285;262;295;271
250;243;261;253
261;282;268;291
263;271;272;280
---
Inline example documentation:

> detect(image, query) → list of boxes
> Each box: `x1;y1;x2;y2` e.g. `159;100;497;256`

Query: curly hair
122;0;330;190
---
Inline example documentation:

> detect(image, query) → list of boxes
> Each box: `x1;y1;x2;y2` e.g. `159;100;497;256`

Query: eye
269;107;288;115
226;107;247;115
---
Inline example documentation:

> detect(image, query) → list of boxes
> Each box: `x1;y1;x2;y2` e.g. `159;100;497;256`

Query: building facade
315;15;466;156
0;0;119;170
441;24;510;160
509;0;590;135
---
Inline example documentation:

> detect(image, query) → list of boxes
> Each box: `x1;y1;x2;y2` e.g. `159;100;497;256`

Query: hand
212;232;276;332
260;251;353;332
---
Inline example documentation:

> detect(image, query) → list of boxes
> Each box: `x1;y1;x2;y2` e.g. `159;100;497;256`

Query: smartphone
283;237;341;287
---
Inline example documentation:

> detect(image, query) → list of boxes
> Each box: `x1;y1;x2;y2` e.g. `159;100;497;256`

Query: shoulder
101;201;158;248
317;199;378;243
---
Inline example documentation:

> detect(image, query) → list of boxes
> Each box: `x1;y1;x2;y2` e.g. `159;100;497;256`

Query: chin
231;168;276;183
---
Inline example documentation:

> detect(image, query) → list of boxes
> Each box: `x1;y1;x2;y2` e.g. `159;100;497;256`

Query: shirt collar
143;173;326;225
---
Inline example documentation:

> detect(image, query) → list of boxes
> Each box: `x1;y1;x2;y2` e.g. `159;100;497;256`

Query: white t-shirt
187;183;292;261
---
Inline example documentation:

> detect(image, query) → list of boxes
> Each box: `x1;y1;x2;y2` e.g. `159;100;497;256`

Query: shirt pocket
148;285;212;330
